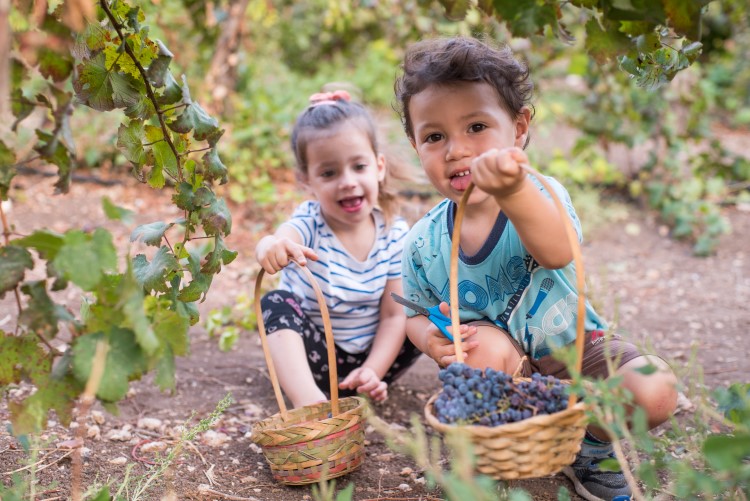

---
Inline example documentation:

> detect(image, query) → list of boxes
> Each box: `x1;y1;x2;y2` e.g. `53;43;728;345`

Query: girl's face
408;81;530;207
302;122;386;232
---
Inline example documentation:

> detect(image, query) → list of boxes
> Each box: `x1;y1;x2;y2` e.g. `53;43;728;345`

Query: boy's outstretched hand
255;235;318;274
470;147;529;199
339;367;388;402
426;302;479;367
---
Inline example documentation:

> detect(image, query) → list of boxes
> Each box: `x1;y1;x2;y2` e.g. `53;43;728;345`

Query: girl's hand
255;235;318;274
339;367;388;402
470;147;529;199
425;302;479;367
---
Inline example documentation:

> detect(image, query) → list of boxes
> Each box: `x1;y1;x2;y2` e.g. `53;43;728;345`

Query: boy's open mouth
450;170;471;191
339;196;364;212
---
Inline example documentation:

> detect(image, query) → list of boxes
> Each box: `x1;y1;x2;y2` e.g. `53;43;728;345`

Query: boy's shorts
469;321;646;379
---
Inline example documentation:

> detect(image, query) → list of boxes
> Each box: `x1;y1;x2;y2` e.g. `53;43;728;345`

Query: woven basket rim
253;396;367;436
424;392;587;436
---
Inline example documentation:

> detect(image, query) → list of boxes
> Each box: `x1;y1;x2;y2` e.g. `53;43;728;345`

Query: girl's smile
340;196;365;212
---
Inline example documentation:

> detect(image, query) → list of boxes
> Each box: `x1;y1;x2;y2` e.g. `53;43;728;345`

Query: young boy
394;36;678;501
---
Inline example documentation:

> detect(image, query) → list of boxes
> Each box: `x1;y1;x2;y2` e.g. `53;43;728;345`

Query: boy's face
408;81;529;205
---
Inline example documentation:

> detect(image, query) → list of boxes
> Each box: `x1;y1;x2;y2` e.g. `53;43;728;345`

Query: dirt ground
1;167;749;501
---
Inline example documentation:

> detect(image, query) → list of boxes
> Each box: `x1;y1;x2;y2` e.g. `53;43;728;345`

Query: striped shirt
279;201;409;353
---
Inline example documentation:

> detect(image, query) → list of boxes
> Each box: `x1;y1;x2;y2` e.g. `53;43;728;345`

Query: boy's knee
621;358;679;427
464;328;521;373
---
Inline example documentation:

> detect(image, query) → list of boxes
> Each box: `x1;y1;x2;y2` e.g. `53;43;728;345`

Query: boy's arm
406;307;478;367
471;147;573;269
499;178;572;269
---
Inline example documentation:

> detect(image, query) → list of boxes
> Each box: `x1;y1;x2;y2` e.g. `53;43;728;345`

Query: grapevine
1;0;234;434
433;363;568;426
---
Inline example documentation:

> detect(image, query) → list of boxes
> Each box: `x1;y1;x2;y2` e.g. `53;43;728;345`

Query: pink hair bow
308;90;351;107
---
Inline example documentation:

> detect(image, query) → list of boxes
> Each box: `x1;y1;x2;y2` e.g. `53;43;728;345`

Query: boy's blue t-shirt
401;176;607;360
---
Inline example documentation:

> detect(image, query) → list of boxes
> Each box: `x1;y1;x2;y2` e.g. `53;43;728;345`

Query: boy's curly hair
394;36;534;143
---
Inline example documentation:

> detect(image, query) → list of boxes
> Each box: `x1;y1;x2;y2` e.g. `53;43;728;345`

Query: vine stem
603;408;645;501
99;0;183;184
71;340;109;501
0;199;64;353
0;198;23;315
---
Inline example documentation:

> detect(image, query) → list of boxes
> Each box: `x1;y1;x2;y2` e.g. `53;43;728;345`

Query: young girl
255;90;422;408
394;37;678;501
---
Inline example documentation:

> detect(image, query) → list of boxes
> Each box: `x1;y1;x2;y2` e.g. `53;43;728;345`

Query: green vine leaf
441;0;470;20
147;39;174;88
102;196;135;223
199;198;232;236
201;236;238;274
74;51;143;112
124;92;157;120
119;270;160;355
570;0;597;7
0;140;16;200
12;230;65;260
172;182;198;211
152;306;189;357
72;21;108;60
132;246;181;293
109;34;158;81
11;89;36;131
167;276;200;325
157;71;183;106
72;330;146;402
53;229;117;291
168;77;223;143
145;126;178;181
663;0;706;38
116;120;147;166
130;221;173;246
8;374;80;434
38;46;74;82
0;332;49;386
202;147;228;185
703;433;750;471
155;345;176;391
0;246;34;298
178;251;212;302
19;281;74;340
491;0;559;38
33;130;73;194
585;18;632;64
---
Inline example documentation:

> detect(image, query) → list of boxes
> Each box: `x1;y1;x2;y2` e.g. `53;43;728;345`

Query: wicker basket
251;263;367;485
424;167;590;480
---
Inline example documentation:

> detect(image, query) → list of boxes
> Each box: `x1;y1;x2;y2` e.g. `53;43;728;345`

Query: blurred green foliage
5;0;750;250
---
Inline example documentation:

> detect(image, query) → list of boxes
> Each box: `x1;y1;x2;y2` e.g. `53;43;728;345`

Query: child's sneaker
562;439;631;501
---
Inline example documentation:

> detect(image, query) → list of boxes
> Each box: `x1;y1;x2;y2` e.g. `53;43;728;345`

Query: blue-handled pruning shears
390;293;454;341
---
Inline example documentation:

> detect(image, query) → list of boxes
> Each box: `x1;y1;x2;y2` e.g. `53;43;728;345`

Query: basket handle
449;166;586;408
253;260;340;420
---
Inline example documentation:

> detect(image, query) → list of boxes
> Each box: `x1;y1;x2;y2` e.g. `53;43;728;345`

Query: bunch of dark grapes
432;363;568;426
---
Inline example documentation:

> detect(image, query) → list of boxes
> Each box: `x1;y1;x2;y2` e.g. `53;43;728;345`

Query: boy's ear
514;107;532;147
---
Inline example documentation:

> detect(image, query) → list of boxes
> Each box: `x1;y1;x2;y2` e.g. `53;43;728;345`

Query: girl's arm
471;147;572;269
339;278;406;401
359;278;407;378
255;224;318;274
